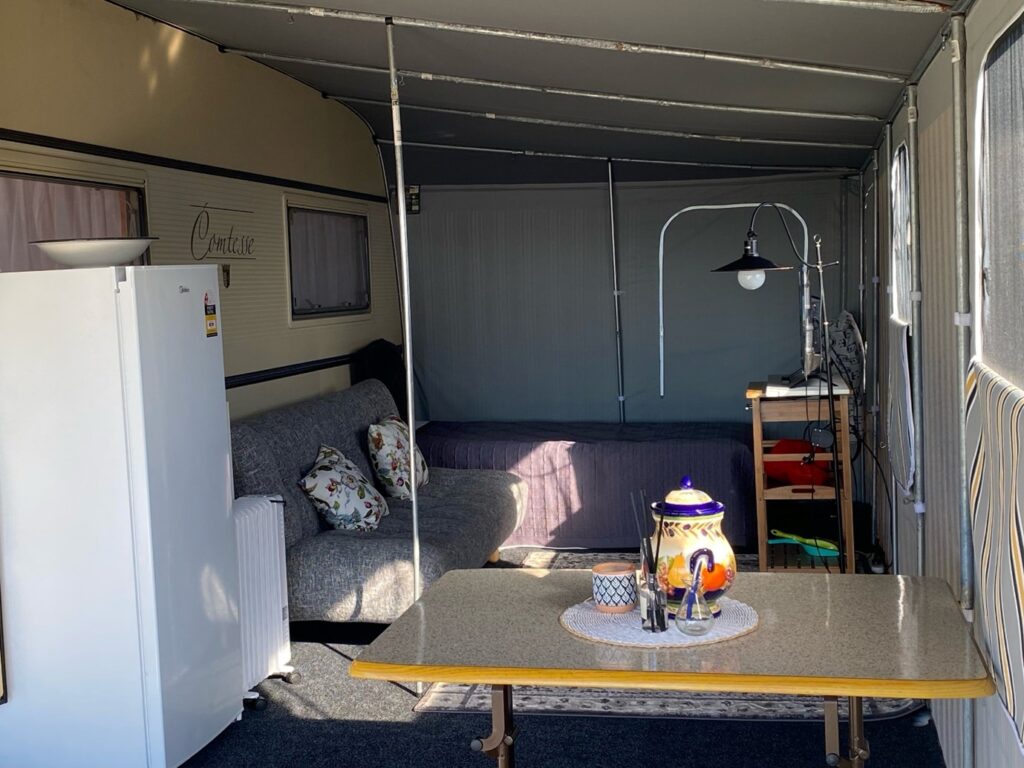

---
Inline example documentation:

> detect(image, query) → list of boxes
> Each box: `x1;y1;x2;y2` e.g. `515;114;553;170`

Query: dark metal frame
0;128;387;205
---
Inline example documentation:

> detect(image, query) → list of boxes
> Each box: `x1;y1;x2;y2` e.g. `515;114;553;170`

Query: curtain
0;175;134;272
887;144;915;496
971;16;1024;752
966;362;1024;745
890;146;912;325
288;208;369;315
982;21;1024;384
887;321;915;495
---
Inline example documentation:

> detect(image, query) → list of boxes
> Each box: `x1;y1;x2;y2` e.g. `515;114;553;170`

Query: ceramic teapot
650;476;736;617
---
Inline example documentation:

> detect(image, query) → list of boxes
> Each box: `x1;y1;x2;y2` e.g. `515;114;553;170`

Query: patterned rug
414;684;921;723
444;547;921;722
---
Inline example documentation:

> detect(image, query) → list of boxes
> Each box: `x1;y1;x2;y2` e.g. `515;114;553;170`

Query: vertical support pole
607;160;626;424
840;177;849;308
884;122;897;571
906;85;925;579
857;173;866;505
951;14;975;768
858;174;866;329
870;148;880;549
385;18;421;602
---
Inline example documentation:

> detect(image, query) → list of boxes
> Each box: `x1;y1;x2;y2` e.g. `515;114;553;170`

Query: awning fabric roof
112;0;952;182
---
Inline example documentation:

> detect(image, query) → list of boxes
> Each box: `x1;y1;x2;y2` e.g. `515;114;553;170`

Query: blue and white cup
592;561;639;614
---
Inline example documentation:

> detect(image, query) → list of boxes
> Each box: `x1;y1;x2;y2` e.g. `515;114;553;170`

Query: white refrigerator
0;265;242;767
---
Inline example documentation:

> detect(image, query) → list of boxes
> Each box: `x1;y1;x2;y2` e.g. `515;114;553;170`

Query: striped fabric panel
966;360;1024;746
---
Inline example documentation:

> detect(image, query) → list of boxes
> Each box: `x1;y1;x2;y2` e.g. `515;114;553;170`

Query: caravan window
287;207;371;318
980;18;1024;382
889;144;912;325
0;172;144;271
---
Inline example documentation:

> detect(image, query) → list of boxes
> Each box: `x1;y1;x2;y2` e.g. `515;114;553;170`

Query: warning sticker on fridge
204;298;218;338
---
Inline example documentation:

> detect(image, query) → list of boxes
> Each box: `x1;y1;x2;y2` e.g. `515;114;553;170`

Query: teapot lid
653;476;724;516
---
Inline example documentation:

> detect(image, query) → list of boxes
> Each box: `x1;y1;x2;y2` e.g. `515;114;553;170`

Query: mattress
416;421;755;550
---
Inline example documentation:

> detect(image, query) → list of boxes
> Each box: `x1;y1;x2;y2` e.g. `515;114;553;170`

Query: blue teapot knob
681;475;693;489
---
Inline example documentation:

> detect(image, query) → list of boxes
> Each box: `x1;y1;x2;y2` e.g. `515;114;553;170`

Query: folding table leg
848;696;870;767
823;696;871;767
470;684;517;767
824;696;842;766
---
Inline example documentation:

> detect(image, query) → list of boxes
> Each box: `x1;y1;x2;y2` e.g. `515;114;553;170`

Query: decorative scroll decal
189;203;257;261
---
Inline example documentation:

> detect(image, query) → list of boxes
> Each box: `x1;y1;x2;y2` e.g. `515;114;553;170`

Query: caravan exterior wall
0;0;401;418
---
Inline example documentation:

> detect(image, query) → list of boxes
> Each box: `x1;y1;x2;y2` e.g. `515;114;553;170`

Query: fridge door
0;268;151;767
118;265;241;768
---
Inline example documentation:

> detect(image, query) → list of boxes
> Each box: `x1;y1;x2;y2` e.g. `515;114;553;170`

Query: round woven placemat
559;597;758;648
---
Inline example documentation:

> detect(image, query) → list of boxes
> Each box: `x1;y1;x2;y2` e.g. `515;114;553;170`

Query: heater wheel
243;695;267;712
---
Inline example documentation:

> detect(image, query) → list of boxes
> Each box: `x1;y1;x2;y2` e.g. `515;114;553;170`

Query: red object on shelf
765;439;830;486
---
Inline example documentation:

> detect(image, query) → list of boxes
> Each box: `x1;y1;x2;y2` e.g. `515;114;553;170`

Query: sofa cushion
299;445;389;530
231;380;400;547
285;467;527;622
368;415;429;499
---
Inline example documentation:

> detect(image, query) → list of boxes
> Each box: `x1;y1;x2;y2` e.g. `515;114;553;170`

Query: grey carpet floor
184;548;947;767
185;640;946;768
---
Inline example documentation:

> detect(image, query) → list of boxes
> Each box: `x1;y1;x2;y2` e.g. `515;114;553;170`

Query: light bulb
737;269;766;290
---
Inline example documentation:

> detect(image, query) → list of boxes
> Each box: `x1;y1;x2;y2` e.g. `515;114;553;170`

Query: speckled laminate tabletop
350;570;993;698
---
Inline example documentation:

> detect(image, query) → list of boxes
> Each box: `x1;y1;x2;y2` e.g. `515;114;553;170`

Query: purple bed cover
416;421;755;550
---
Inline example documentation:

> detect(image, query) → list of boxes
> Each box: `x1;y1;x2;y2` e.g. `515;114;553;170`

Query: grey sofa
230;379;527;623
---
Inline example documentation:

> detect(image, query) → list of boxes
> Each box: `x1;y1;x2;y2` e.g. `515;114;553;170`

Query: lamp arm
658;202;809;398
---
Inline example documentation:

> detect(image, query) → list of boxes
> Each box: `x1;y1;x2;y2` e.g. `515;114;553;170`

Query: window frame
284;202;372;322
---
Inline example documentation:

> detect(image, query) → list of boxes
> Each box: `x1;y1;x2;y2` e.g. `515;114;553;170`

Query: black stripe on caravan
0;128;388;204
225;354;355;389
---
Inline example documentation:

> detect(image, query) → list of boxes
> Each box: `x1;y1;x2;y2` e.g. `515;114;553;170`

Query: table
350;569;993;767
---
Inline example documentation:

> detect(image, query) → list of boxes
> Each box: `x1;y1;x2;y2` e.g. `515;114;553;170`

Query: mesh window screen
981;21;1024;382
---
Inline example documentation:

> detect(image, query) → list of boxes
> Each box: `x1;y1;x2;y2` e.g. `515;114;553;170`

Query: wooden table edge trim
349;660;995;699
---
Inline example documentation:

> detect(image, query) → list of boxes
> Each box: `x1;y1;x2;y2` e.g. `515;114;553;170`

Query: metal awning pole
951;12;974;619
857;173;866;503
907;85;925;578
884;122;898;572
841;178;850;319
182;0;907;82
607;160;626;424
375;138;856;174
870;148;880;549
227;50;884;124
951;14;974;767
385;18;421;602
335;95;869;149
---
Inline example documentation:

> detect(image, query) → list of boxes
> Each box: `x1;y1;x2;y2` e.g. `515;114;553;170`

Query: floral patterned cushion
368;415;429;499
299;445;388;530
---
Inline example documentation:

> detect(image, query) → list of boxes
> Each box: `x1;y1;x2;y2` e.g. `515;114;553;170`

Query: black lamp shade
712;253;791;273
711;235;793;273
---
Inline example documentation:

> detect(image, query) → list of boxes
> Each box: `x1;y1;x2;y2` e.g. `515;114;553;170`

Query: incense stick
630;492;654;573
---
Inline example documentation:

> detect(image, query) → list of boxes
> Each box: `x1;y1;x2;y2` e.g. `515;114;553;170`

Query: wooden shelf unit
747;382;856;573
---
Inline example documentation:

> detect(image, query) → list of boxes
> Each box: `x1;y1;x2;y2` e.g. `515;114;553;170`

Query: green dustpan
768;529;840;559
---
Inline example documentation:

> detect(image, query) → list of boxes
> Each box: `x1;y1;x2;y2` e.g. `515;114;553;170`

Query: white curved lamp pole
658;202;808;397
